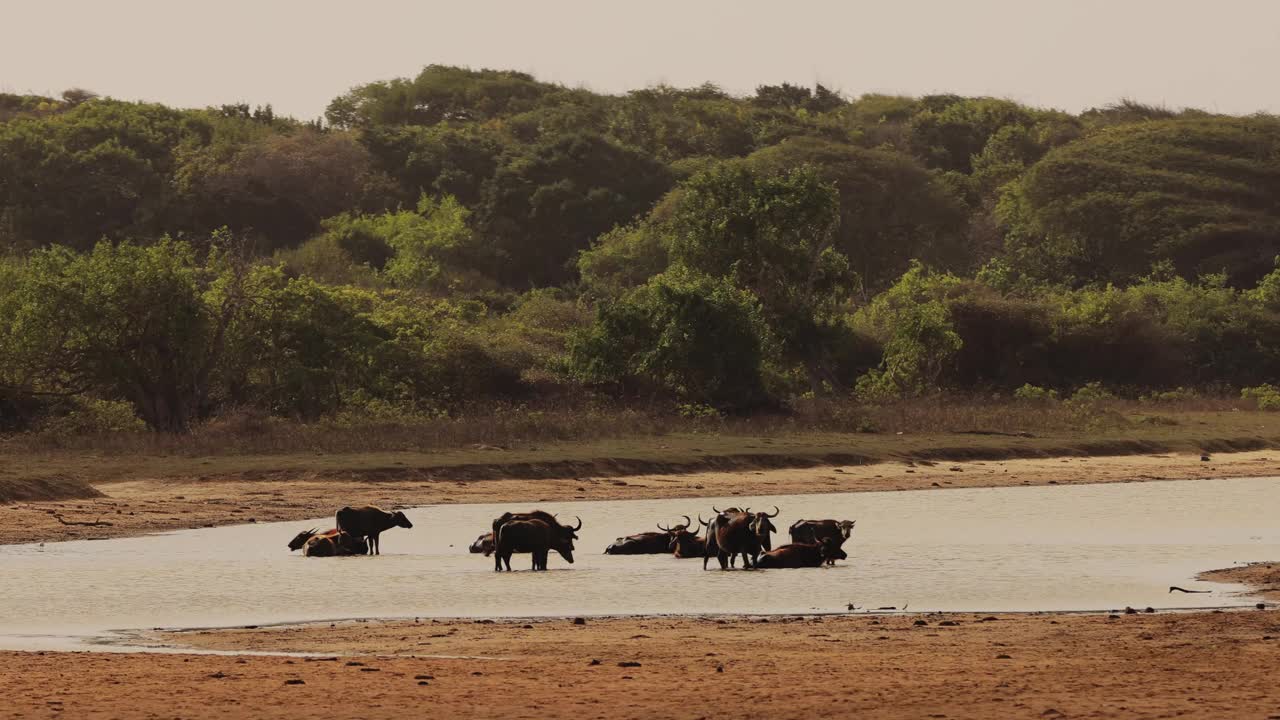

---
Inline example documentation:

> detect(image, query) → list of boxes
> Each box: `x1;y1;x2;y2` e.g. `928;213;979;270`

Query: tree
0;235;261;431
665;163;852;390
744;137;969;293
569;269;769;409
178;129;391;251
478;132;672;287
999;116;1280;286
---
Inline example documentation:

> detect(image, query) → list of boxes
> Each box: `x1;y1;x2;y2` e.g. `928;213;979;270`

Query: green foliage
35;398;146;437
0;236;252;431
854;262;963;396
1242;384;1280;411
577;220;672;297
1014;384;1058;402
10;70;1280;436
569;270;770;409
666;164;848;355
382;195;473;290
326;65;563;128
1139;387;1196;404
1000;116;1280;286
744;137;968;292
1068;381;1115;405
478;132;673;286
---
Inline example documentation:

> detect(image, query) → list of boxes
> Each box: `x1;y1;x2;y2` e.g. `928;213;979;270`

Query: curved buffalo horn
766;505;780;518
680;515;692;529
743;507;751;515
572;516;583;531
711;505;721;514
698;514;709;526
657;522;672;532
790;519;805;530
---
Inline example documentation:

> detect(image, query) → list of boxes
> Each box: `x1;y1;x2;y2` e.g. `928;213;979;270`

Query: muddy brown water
1;478;1277;651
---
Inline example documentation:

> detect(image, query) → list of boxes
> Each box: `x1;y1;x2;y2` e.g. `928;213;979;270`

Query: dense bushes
7;69;1280;435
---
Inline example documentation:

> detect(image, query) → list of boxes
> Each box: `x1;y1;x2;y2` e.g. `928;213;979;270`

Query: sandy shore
1201;562;1280;601
0;610;1276;719
4;449;1277;545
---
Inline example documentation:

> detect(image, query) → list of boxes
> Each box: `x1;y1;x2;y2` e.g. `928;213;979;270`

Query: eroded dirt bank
3;449;1278;545
2;610;1277;720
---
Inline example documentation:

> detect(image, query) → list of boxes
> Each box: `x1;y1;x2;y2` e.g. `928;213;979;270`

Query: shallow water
1;477;1277;650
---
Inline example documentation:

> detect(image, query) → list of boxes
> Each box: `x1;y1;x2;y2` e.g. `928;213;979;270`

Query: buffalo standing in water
335;506;413;555
494;518;576;571
491;511;582;571
702;507;761;570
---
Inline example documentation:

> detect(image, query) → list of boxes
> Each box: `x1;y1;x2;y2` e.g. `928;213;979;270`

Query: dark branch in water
1168;586;1211;594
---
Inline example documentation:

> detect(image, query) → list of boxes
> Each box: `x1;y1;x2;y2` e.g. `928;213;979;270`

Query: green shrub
1069;381;1115;404
1242;384;1280;411
1139;387;1196;404
36;398;146;437
1014;384;1058;402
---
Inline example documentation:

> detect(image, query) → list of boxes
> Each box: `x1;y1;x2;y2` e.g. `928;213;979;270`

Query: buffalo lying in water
469;532;495;556
755;536;846;568
788;519;856;565
604;516;696;555
287;528;369;557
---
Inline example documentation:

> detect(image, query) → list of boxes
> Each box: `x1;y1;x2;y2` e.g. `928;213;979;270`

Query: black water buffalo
288;527;368;555
749;506;781;552
335;506;413;555
604;516;695;555
703;508;761;570
788;519;856;565
469;532;495;556
495;518;576;571
492;511;581;571
755;536;845;569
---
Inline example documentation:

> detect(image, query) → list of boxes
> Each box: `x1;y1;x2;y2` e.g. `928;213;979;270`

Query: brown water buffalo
495;518;575;571
288;528;368;555
469;532;495;556
670;527;706;558
492;511;581;571
703;509;761;570
604;516;695;555
788;519;856;565
335;506;413;555
754;536;844;569
302;530;369;557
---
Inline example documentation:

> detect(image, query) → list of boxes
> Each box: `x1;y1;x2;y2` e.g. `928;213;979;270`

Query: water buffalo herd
288;504;856;571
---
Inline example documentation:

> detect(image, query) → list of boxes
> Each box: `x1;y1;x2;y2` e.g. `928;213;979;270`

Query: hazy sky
4;0;1277;119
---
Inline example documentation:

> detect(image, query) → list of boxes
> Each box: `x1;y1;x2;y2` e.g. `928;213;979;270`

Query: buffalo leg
534;549;548;571
717;551;729;570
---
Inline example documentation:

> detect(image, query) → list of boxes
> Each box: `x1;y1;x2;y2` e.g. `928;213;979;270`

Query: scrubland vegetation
5;69;1280;453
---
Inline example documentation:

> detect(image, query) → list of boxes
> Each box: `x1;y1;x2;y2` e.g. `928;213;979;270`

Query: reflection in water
0;477;1277;649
